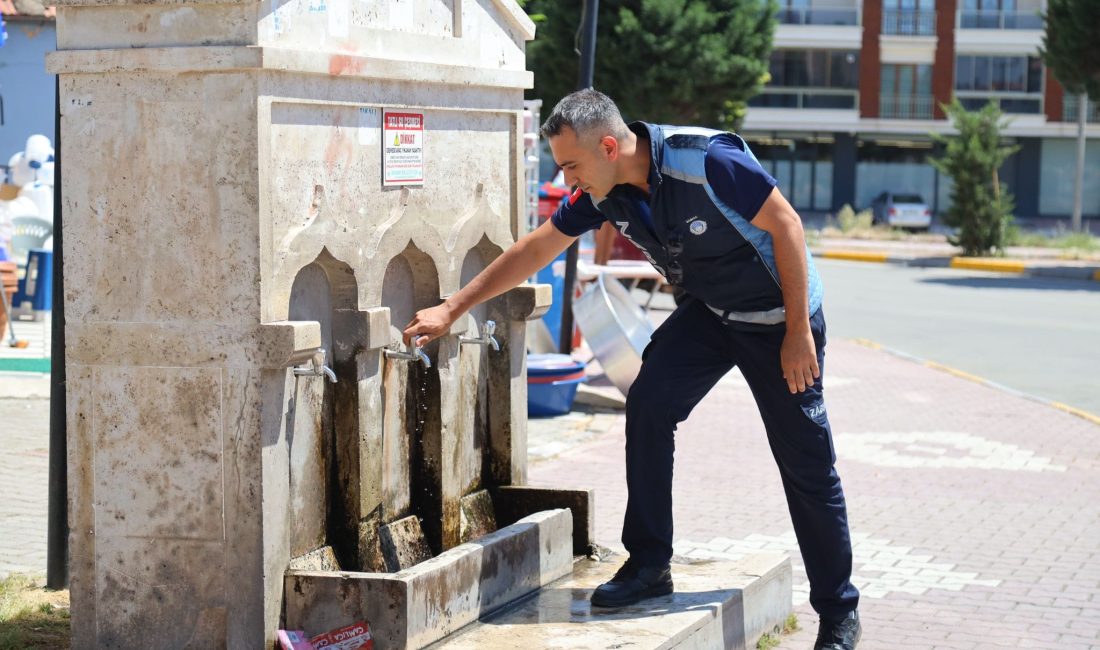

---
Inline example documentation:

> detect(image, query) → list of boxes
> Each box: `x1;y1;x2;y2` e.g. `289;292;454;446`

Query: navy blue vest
591;123;823;318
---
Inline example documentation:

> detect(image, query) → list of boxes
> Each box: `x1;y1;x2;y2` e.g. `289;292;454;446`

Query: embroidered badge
801;400;828;426
689;219;707;235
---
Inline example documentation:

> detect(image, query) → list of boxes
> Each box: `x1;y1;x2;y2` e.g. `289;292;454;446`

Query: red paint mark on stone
328;54;365;76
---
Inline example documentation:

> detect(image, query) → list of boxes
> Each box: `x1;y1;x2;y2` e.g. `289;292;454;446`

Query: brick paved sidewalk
3;336;1098;648
529;339;1100;649
0;396;50;578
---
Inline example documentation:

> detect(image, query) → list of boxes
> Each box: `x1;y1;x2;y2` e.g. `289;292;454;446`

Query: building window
777;0;860;26
954;55;1043;114
745;135;834;212
1063;95;1100;123
749;50;859;110
1039;138;1100;217
882;0;937;36
880;64;934;119
856;139;942;212
959;0;1044;30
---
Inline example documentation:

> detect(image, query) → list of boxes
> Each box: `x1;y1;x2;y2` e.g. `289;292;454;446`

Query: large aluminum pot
572;273;655;396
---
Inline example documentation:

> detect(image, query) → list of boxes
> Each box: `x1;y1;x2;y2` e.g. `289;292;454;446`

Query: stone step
285;509;574;649
429;553;793;650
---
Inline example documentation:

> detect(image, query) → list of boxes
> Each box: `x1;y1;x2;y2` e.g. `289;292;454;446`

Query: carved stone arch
445;183;516;258
362;219;449;309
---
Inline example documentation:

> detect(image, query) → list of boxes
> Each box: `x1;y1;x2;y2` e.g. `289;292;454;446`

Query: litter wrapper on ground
277;630;316;650
310;622;374;650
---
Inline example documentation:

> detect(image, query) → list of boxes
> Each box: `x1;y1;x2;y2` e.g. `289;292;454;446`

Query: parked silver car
870;192;932;230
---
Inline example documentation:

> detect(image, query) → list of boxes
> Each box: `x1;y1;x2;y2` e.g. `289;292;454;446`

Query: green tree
930;100;1020;257
1040;0;1100;232
524;0;777;130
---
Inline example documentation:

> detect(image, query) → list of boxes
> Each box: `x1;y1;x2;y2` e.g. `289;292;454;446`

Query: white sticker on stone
328;0;349;37
390;0;413;27
674;532;1001;605
836;431;1066;472
159;7;197;28
358;107;380;146
272;0;283;34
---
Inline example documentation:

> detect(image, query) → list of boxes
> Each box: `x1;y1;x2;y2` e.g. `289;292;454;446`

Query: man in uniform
403;89;861;650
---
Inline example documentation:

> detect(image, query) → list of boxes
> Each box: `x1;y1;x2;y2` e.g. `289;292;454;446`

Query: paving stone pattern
529;339;1100;649
0;397;50;578
3;336;1099;649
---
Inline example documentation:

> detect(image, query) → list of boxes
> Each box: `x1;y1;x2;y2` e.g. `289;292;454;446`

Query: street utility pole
559;0;598;353
47;75;68;589
1071;93;1086;233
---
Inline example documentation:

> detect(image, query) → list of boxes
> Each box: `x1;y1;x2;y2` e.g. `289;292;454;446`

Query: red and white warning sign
383;110;424;187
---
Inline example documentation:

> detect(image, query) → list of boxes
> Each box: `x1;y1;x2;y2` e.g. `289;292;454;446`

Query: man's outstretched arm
403;220;577;346
751;187;818;394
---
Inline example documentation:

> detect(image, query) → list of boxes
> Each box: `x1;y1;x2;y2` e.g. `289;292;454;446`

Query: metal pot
572;273;654;396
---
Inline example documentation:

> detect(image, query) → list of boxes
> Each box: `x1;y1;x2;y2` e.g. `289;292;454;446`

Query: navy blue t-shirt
550;130;776;237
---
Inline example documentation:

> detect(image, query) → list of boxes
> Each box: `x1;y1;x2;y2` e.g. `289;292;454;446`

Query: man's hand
780;325;820;393
403;303;459;348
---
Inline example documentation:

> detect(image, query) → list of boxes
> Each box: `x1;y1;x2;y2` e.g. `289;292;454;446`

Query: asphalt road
815;259;1100;415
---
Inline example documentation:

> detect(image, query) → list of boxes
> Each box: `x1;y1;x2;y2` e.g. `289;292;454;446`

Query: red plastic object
610;230;647;261
277;630;316;650
310;622;374;650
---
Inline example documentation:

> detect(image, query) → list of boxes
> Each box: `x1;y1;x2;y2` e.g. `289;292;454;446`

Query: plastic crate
527;354;586;417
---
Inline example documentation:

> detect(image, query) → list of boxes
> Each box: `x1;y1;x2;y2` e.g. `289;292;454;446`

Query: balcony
880;95;935;119
957;95;1042;114
959;10;1043;30
882;10;937;36
1063;95;1100;123
749;89;859;110
778;7;860;26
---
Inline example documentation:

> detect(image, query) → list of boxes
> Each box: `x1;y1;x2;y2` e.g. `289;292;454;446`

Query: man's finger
402;327;422;346
802;366;815;391
811;357;821;379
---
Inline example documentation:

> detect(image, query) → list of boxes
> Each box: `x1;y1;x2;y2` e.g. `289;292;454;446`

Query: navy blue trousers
622;297;860;621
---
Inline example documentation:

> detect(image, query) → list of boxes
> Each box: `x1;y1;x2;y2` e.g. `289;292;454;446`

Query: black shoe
590;558;674;608
814;610;861;650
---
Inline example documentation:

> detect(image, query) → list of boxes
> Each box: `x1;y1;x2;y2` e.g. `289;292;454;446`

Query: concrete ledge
285;509;573;649
816;250;891;263
812;247;1100;282
491;486;595;556
47;46;534;89
950;257;1027;273
431;553;793;650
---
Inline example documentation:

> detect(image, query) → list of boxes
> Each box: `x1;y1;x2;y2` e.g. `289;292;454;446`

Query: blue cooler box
527;353;586;417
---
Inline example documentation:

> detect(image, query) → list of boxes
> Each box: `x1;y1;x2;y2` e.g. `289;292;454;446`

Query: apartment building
741;0;1100;221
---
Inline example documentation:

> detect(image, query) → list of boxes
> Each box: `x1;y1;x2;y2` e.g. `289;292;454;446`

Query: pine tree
523;0;777;130
930;101;1020;257
1040;0;1100;101
1040;0;1100;231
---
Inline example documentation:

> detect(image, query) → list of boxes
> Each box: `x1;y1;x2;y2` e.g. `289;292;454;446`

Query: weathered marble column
48;1;543;646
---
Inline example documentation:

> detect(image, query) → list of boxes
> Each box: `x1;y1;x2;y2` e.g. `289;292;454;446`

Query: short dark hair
540;89;629;143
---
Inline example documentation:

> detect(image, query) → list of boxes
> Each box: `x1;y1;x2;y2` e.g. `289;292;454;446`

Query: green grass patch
0;358;52;373
756;613;800;650
0;574;70;650
1005;226;1100;258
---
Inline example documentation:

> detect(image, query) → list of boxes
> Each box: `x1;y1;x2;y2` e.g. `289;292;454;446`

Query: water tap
459;320;499;352
384;341;432;368
293;348;338;383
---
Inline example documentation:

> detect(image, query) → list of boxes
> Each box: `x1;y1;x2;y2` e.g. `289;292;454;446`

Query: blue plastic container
12;248;52;312
527;353;586;417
